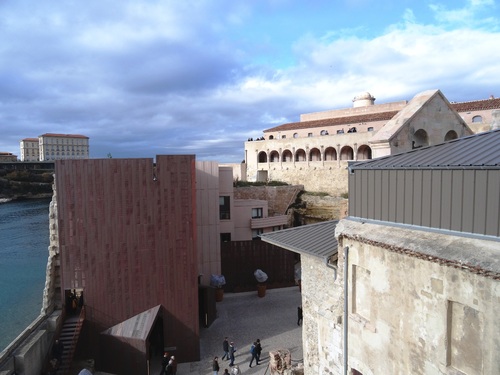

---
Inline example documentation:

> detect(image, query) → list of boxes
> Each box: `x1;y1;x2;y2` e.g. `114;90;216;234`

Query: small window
320;130;329;136
293;133;298;138
252;207;263;219
472;115;483;123
269;135;274;140
367;127;374;131
281;135;286;139
308;133;313;137
219;196;230;220
337;129;344;134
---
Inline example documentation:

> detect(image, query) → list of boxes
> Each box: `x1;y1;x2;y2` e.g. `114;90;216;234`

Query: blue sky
0;0;499;162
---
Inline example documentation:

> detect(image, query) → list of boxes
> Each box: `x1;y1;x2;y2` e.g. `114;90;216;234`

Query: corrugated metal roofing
350;129;500;170
260;220;338;260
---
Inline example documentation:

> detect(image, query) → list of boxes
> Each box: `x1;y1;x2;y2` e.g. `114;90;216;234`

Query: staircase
56;307;85;375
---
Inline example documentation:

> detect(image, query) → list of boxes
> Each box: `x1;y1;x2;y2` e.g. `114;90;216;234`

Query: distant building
20;133;89;161
245;90;500;195
39;133;89;161
0;152;18;162
20;138;40;161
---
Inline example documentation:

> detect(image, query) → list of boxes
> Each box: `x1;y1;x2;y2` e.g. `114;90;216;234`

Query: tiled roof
40;133;89;138
451;98;500;112
263;111;398;133
263;97;500;134
350;129;500;170
22;138;39;142
260;220;338;261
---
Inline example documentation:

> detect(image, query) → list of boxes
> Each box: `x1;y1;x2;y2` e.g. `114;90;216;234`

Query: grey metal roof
350;129;500;170
260;220;338;261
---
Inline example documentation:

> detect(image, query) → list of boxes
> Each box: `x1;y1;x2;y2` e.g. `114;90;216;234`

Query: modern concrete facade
261;131;500;374
245;90;500;195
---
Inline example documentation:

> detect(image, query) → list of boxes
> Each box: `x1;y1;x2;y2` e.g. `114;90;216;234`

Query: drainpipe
343;246;349;375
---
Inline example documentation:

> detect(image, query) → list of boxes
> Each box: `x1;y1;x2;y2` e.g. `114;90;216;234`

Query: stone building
245;90;500;196
261;130;500;374
20;133;89;161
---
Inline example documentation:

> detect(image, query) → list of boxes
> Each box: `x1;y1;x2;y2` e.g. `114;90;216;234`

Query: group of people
159;352;177;375
212;336;262;374
66;288;84;314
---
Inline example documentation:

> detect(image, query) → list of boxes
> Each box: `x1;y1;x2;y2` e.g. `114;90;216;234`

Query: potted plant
254;269;268;298
210;274;226;302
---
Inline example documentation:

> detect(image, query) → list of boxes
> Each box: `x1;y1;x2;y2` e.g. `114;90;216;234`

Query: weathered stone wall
41;176;60;315
335;220;500;375
301;255;343;375
234;185;303;216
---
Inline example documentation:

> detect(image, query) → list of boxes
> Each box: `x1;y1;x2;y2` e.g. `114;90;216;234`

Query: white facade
38;133;89;161
20;138;40;161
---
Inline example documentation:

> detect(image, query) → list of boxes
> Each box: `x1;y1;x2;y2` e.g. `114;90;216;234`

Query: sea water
0;198;50;351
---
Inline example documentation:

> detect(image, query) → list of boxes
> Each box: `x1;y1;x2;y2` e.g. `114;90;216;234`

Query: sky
0;0;499;163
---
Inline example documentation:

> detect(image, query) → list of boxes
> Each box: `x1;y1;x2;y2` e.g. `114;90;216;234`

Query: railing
61;306;86;375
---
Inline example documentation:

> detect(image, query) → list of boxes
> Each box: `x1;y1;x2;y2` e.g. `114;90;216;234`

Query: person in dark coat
52;339;64;364
212;356;220;375
221;337;229;360
255;339;262;363
229;342;236;366
159;352;169;375
297;306;303;326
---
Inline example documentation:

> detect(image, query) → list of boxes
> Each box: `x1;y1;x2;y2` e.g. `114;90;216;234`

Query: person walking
255;339;262;364
159;352;169;375
212;356;220;375
249;341;258;368
221;337;230;360
297;306;303;326
229;342;236;366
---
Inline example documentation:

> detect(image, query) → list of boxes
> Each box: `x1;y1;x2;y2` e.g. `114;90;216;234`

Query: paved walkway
178;286;303;375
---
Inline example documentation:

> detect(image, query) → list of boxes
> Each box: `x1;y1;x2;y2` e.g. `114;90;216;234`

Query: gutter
343;246;349;375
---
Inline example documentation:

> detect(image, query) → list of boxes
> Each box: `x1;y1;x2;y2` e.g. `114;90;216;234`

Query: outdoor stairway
56;309;85;375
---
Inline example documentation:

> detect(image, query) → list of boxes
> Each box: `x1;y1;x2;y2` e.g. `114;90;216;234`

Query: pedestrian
249;341;258;367
255;339;262;363
52;339;64;365
297;306;303;326
169;356;177;375
229;342;236;366
212;356;220;375
223;369;230;375
221;337;229;360
159;352;169;375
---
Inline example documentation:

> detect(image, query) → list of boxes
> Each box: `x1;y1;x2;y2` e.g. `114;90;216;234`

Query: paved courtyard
178;286;303;375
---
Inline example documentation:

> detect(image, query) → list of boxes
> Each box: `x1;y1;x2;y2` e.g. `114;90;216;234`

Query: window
367;127;374;131
272;226;281;231
281;135;286;139
219;196;230;220
308;133;313;137
472;115;482;123
293;133;298;138
220;233;231;242
252;207;263;219
252;229;263;240
320;130;329;135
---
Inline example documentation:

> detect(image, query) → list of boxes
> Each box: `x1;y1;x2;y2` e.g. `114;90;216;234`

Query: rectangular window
281;135;286;139
308;133;313;137
272;226;281;231
219;196;230;220
252;207;263;219
252;229;263;240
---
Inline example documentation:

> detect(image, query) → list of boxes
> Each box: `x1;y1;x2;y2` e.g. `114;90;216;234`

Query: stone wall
301;255;343;375
234;185;303;216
